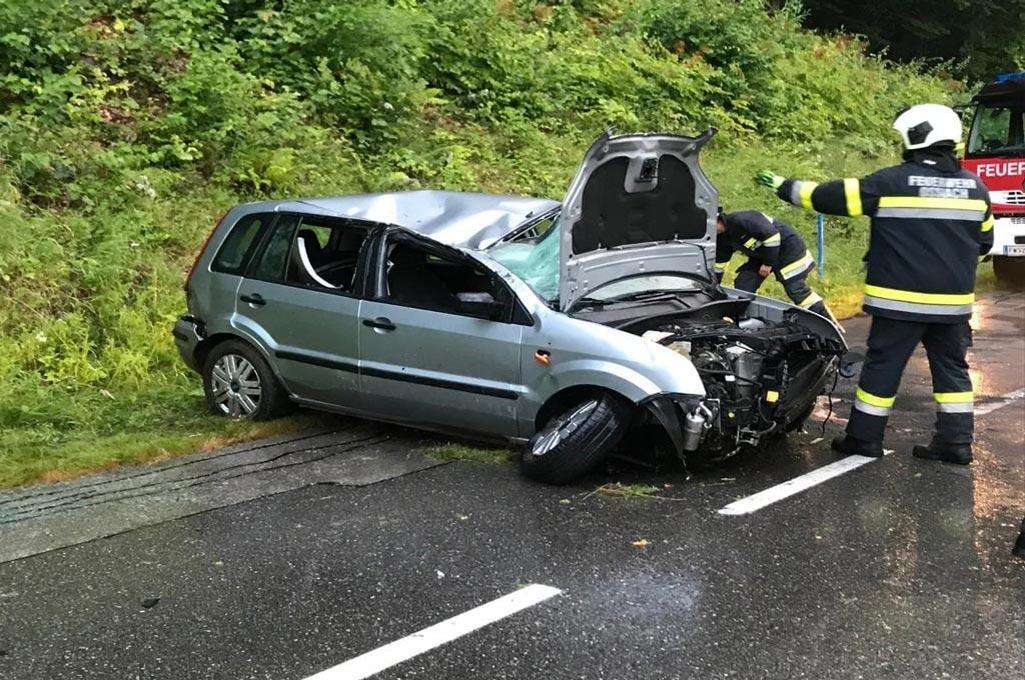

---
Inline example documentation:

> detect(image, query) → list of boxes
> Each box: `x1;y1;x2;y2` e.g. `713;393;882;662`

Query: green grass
418;443;513;465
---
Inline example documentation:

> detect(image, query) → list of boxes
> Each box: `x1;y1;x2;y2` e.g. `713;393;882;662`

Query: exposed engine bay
607;297;847;465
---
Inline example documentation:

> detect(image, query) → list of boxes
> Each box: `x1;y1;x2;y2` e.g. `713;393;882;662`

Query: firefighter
756;103;994;464
714;209;832;319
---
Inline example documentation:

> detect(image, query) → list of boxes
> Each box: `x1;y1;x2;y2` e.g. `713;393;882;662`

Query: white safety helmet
892;104;963;150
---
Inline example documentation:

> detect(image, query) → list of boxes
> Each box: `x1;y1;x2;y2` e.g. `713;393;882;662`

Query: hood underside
558;130;719;311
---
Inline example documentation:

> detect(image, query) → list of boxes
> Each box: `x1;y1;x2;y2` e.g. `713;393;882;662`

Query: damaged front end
630;296;846;466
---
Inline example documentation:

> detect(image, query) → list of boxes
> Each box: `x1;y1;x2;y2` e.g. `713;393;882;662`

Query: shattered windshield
488;213;561;302
488;211;708;305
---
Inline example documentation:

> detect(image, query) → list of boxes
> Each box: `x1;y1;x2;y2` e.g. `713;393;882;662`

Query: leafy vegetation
802;0;1025;82
0;0;966;487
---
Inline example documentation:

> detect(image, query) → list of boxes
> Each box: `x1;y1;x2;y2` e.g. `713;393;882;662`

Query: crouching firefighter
757;103;994;464
715;208;832;319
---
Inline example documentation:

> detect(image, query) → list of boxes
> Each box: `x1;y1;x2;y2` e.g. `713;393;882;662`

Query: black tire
202;339;292;420
994;256;1025;289
520;392;632;485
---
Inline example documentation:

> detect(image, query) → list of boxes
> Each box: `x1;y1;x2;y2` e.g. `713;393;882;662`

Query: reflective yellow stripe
844;178;863;216
856;388;896;408
799;181;818;210
981;216;994;232
762;233;781;247
798;292;822;308
877;197;988;211
714;262;728;271
863;284;974;306
780;251;813;276
934;391;973;403
744;237;759;250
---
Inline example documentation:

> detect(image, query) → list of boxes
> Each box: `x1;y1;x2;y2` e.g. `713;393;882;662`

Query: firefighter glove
756;170;785;190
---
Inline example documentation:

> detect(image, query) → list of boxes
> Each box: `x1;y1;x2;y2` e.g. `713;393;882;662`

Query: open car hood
557;130;719;312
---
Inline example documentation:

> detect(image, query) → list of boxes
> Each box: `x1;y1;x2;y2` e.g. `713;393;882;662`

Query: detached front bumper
172;315;205;373
989;216;1025;256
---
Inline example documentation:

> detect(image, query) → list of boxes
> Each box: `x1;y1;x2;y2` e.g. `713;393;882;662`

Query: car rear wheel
994;256;1025;288
202;340;291;420
520;392;631;485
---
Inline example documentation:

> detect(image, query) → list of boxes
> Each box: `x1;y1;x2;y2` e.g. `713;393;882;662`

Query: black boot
831;435;884;458
1013;519;1025;559
911;441;973;465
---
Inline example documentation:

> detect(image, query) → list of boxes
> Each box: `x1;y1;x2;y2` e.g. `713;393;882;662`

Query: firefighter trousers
847;316;974;445
734;258;829;317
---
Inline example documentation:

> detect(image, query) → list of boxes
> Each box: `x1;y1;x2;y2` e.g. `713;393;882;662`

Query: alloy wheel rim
532;399;599;456
211;354;261;417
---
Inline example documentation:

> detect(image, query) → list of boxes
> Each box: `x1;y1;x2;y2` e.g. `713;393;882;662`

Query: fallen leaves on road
631;539;650;548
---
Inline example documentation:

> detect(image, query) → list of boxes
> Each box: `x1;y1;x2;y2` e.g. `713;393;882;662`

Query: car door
356;230;527;437
233;213;371;410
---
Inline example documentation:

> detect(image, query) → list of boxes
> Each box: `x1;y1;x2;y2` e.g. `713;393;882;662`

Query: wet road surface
1;293;1022;679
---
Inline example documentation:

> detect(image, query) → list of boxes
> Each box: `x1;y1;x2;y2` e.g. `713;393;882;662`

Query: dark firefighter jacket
775;149;994;323
715;211;810;278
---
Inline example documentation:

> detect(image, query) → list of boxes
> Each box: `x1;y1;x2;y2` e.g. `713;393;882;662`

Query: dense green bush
0;0;960;485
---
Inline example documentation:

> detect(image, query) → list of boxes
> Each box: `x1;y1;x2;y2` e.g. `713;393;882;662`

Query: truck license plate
1004;245;1025;256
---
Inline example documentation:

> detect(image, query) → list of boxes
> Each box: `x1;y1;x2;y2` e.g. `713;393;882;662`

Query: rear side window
283;216;370;293
211;214;271;275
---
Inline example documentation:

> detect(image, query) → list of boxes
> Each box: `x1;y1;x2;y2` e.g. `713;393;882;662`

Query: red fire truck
962;72;1025;286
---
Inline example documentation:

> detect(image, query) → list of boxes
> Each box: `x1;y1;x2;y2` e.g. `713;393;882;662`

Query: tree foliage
801;0;1025;82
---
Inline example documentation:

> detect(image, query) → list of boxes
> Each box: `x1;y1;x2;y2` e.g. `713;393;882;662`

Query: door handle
362;317;396;331
240;293;266;306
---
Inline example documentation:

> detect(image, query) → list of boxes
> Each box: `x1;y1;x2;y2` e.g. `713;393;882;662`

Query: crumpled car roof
294;190;559;250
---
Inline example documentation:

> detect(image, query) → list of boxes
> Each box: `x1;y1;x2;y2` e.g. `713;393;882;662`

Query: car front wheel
202;340;291;420
520;392;631;485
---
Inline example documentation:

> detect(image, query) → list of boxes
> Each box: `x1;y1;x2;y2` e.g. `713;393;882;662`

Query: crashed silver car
174;131;847;484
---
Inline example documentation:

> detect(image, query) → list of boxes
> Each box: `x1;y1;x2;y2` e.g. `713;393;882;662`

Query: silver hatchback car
175;131;846;483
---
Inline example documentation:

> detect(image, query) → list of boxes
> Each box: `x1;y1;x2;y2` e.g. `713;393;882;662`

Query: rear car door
357;230;527;437
233;213;372;410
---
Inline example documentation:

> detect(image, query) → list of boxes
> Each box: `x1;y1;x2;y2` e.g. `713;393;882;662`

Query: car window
249;214;298;282
211;214;270;275
383;237;510;320
280;216;370;293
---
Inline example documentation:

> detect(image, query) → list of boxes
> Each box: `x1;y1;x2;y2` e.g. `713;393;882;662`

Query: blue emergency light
995;71;1025;84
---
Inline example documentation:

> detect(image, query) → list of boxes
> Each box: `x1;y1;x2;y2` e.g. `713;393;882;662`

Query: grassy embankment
0;0;968;487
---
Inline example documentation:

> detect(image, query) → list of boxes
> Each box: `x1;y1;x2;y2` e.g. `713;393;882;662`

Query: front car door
232;213;373;411
356;229;528;437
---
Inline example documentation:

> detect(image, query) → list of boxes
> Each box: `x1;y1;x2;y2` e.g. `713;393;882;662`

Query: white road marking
718;455;882;516
975;388;1025;415
303;584;562;680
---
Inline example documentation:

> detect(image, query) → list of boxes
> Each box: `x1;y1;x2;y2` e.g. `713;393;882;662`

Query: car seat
387;246;456;312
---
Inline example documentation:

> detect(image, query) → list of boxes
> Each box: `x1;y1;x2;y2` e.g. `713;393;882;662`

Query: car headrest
297;229;322;252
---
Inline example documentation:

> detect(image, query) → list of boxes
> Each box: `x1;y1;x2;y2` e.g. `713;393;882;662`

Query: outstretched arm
756;171;879;218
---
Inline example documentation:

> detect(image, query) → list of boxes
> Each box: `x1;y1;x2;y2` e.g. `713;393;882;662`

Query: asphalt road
1;293;1022;680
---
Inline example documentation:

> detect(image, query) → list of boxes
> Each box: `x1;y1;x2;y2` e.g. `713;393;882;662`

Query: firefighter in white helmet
756;104;994;464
